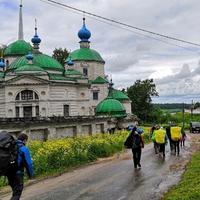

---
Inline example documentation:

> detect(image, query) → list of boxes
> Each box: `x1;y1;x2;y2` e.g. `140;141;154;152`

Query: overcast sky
1;0;200;103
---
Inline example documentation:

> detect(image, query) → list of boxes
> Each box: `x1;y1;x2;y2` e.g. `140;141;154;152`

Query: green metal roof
91;76;108;84
15;64;45;73
95;97;127;118
9;53;64;72
69;48;105;63
110;89;130;101
0;71;4;78
65;69;82;76
4;40;32;56
48;73;76;81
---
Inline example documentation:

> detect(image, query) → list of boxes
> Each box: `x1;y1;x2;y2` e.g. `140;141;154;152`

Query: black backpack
0;131;18;176
124;134;133;149
132;134;141;149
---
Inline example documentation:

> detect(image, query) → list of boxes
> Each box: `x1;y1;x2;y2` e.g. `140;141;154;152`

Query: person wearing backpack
131;128;144;169
154;126;167;158
6;133;33;200
150;125;159;154
170;126;182;155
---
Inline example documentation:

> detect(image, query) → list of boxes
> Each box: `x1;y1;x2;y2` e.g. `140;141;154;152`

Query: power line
39;0;200;48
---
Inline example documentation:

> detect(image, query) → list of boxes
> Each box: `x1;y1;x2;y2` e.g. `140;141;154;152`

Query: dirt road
1;135;197;200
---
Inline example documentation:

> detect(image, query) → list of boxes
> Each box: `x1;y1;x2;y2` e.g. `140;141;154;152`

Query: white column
32;106;36;117
19;106;23;118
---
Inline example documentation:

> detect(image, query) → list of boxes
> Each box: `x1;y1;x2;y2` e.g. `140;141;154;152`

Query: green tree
52;48;69;66
194;102;200;109
127;79;159;122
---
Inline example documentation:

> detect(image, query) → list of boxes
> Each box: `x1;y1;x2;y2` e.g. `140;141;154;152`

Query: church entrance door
23;106;32;118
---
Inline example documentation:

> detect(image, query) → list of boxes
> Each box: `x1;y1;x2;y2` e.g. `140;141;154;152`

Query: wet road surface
1;141;191;200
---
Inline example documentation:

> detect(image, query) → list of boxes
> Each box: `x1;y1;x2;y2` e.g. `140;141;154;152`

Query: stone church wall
0;87;5;117
0;117;109;141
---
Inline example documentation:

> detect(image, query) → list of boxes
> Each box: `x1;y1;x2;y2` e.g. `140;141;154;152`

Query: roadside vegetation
0;130;151;188
163;150;200;200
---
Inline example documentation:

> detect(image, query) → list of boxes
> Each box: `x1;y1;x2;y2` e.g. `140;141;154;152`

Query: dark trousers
181;138;185;147
132;148;141;168
159;143;165;157
169;139;173;151
154;142;159;154
7;172;24;200
173;141;180;155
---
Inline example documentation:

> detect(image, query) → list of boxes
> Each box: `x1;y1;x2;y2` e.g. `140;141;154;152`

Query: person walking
180;129;186;147
150;125;159;154
171;126;182;155
154;126;167;158
6;133;33;200
131;128;144;169
166;125;173;152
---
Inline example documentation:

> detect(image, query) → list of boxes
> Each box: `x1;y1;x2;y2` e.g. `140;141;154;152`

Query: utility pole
182;102;185;130
190;100;193;122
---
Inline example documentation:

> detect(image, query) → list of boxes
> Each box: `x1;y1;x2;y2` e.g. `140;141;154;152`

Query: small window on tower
93;92;98;100
83;68;88;76
64;105;70;117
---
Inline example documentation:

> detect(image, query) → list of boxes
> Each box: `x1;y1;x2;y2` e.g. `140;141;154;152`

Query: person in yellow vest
170;125;182;155
150;125;159;154
154;125;167;157
170;126;182;155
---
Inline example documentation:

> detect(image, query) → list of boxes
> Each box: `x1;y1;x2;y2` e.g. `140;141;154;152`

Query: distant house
184;108;200;114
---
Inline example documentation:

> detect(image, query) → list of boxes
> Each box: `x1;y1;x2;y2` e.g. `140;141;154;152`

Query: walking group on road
151;124;186;157
124;124;186;169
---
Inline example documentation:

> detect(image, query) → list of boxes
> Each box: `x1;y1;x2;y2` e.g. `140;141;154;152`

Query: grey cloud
155;63;192;85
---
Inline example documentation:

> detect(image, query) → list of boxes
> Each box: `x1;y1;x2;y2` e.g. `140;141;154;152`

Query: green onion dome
95;97;127;118
109;89;130;101
4;40;32;56
0;59;5;68
68;48;105;63
9;53;64;73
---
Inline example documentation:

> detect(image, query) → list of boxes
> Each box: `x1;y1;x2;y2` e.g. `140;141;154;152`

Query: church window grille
83;68;88;76
93;92;98;100
21;90;33;100
16;90;39;101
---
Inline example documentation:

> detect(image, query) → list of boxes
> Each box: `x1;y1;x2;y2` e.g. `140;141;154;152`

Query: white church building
0;2;134;140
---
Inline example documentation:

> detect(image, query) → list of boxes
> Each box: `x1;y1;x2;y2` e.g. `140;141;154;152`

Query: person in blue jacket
7;133;33;200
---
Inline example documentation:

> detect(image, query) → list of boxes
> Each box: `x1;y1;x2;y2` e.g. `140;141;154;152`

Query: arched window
15;90;39;101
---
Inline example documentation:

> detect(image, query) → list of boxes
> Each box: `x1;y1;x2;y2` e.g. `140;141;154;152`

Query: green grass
163;151;200;200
